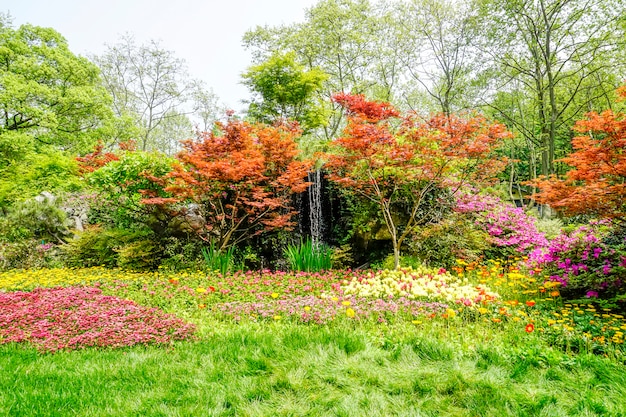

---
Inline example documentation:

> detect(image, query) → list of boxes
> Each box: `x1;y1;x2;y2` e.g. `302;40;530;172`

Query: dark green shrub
407;213;491;269
62;227;160;269
0;193;72;243
0;239;63;271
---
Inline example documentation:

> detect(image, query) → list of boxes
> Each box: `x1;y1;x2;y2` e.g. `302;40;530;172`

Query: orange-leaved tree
531;86;626;217
324;93;511;269
141;119;312;251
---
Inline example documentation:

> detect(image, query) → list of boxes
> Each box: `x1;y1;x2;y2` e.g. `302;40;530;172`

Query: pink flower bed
0;287;195;352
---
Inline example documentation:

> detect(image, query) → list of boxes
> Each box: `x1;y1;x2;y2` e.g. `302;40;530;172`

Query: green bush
0;239;62;271
407;214;491;269
0;193;73;244
62;227;161;269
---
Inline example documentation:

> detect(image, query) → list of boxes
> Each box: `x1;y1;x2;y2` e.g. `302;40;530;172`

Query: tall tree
93;35;204;152
394;0;481;115
479;0;625;178
243;0;401;139
530;86;626;217
242;52;328;133
324;93;510;269
0;19;114;157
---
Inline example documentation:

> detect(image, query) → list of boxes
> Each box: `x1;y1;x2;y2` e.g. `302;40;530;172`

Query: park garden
2;1;626;415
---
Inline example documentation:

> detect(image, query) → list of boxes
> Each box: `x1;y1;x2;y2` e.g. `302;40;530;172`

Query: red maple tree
531;87;626;217
142;119;312;250
324;93;511;269
76;140;137;173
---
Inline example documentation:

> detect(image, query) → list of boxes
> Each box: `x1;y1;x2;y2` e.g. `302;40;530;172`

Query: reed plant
200;242;234;276
284;238;332;272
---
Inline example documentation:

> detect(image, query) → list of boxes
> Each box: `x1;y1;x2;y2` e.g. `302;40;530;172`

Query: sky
6;0;320;112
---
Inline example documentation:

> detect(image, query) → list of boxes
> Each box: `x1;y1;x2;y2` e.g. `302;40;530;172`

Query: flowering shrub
0;286;195;352
455;193;548;258
528;221;626;298
341;266;499;306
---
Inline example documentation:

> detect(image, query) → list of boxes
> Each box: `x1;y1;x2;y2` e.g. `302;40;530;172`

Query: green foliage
201;242;235;276
284;239;332;272
0;150;83;208
0;22;115;152
408;214;491;269
373;254;420;270
330;244;354;270
62;227;160;269
0;193;73;244
242;51;328;132
535;217;565;240
0;240;62;271
87;151;174;229
159;236;204;271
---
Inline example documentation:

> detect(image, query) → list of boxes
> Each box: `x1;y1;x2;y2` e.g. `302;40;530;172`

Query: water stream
307;169;324;246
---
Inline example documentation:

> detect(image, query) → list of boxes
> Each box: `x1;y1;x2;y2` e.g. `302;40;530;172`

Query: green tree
478;0;626;178
0;19;115;156
394;0;481;115
243;0;401;139
242;52;328;133
93;35;207;152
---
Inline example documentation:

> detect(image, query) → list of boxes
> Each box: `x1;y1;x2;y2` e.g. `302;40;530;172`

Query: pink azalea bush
455;193;548;257
527;221;626;298
0;286;196;352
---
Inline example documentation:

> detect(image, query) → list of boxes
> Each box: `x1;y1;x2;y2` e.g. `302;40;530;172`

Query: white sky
6;0;320;112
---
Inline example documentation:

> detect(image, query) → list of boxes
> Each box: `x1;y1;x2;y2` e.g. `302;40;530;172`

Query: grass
2;265;626;416
2;321;626;416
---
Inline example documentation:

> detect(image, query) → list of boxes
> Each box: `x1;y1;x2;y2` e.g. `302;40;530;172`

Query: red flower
525;300;536;307
525;323;535;333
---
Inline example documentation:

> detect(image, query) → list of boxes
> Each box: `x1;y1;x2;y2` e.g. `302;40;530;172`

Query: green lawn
2;321;625;417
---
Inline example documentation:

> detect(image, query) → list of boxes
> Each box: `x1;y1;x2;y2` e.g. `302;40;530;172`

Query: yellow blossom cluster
341;266;499;306
0;267;151;291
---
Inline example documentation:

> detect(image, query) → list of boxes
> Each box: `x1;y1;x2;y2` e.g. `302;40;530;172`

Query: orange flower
550;290;560;297
525;323;535;333
525;300;536;307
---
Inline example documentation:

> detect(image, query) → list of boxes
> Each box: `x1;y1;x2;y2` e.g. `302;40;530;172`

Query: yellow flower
412;320;423;325
271;292;279;299
346;308;356;318
196;287;207;294
342;300;351;306
446;308;456;319
273;315;281;320
478;307;489;314
304;306;311;312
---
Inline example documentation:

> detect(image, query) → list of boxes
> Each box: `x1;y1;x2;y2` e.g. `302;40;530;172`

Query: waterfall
308;169;324;246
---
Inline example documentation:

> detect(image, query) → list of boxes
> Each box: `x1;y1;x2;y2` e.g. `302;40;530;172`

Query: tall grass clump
284;239;332;272
201;242;234;276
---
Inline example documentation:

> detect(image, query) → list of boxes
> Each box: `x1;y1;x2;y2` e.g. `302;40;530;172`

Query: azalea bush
528;221;626;300
454;192;548;258
0;286;195;352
